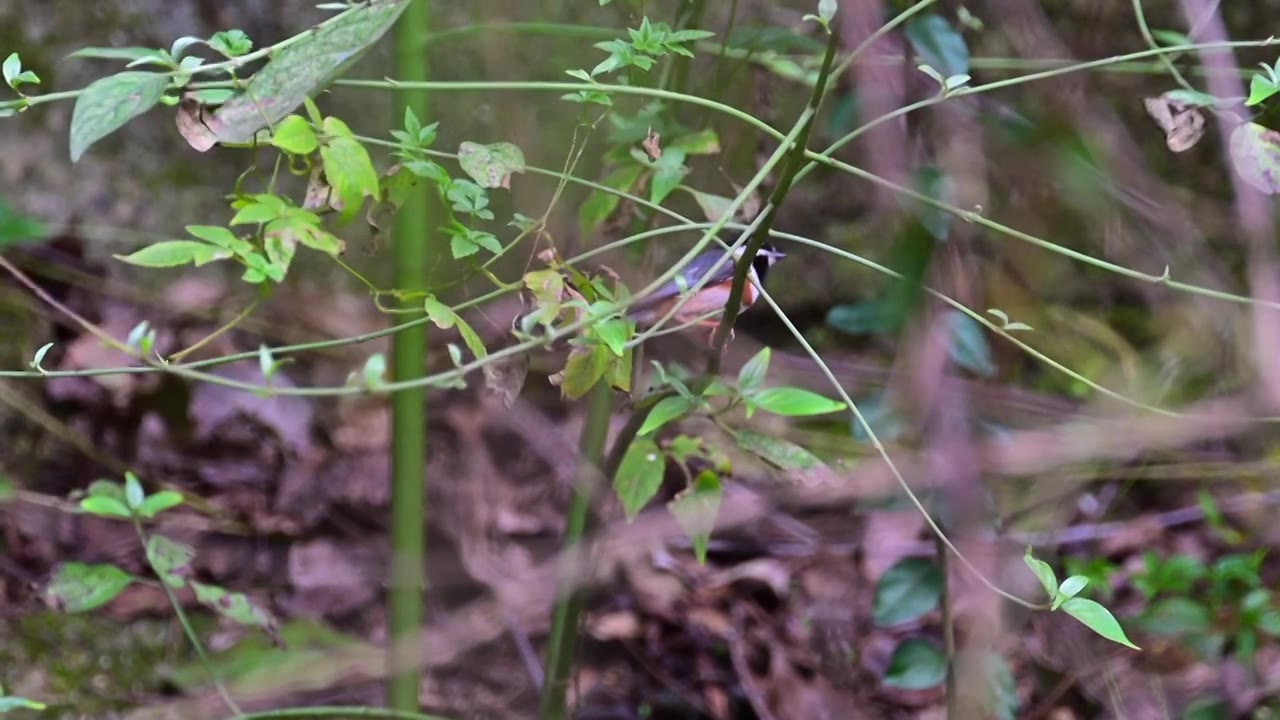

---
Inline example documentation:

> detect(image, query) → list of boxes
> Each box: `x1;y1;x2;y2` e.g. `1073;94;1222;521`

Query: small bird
627;241;786;330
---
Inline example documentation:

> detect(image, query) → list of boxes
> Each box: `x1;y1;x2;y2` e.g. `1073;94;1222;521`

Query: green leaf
750;387;846;416
873;558;943;626
639;395;693;436
114;240;232;268
945;311;996;377
69;71;170;161
1054;575;1090;610
66;46;164;62
185;225;250;253
614;437;665;521
688;189;735;223
1230;122;1280;195
200;1;409;145
79;495;132;519
450;233;478;259
649;148;688;205
593;318;629;357
190;580;280;645
124;471;144;509
146;534;195;588
2;53;19;88
271;114;318;155
737;347;770;396
826;301;898;336
668;471;721;564
138;490;184;519
905;14;969;77
0;200;46;248
733;430;823;471
580;164;644;238
1060;597;1139;650
1164;89;1219;108
209;29;253;58
43;562;132;613
554;345;609;400
362;353;386;388
1140;598;1210;637
818;0;838;24
423;296;487;360
883;639;946;689
0;695;46;711
668;129;720;155
457;141;526;189
1248;73;1280;107
1023;548;1058;600
1151;29;1190;46
320;116;380;221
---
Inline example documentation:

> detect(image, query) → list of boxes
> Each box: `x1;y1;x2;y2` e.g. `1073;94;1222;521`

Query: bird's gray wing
626;250;740;314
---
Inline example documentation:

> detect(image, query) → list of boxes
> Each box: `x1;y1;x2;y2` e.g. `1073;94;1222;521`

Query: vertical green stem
539;380;614;720
388;0;431;711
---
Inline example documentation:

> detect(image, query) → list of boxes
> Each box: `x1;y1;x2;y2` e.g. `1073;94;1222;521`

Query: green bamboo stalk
387;0;431;711
538;380;614;719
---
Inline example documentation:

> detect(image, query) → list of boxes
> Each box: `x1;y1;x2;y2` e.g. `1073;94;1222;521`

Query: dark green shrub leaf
649;148;688;205
1230;122;1280;195
1139;598;1210;637
750;387;845;416
138;490;184;518
638;395;693;436
826;301;897;336
873;558;943;626
689;189;734;222
945;311;996;377
70;71;170;161
614;437;665;521
883;638;946;690
669;129;720;155
43;562;132;612
669;471;721;564
580;165;644;238
458;141;526;189
146;534;195;588
905;14;969;77
1060;597;1139;650
114;240;233;268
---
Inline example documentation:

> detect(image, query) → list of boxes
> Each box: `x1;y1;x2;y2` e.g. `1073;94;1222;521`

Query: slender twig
131;516;242;716
168;299;261;363
705;23;842;371
227;707;453;720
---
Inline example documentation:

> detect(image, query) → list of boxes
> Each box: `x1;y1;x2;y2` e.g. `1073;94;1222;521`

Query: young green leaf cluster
45;472;281;647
